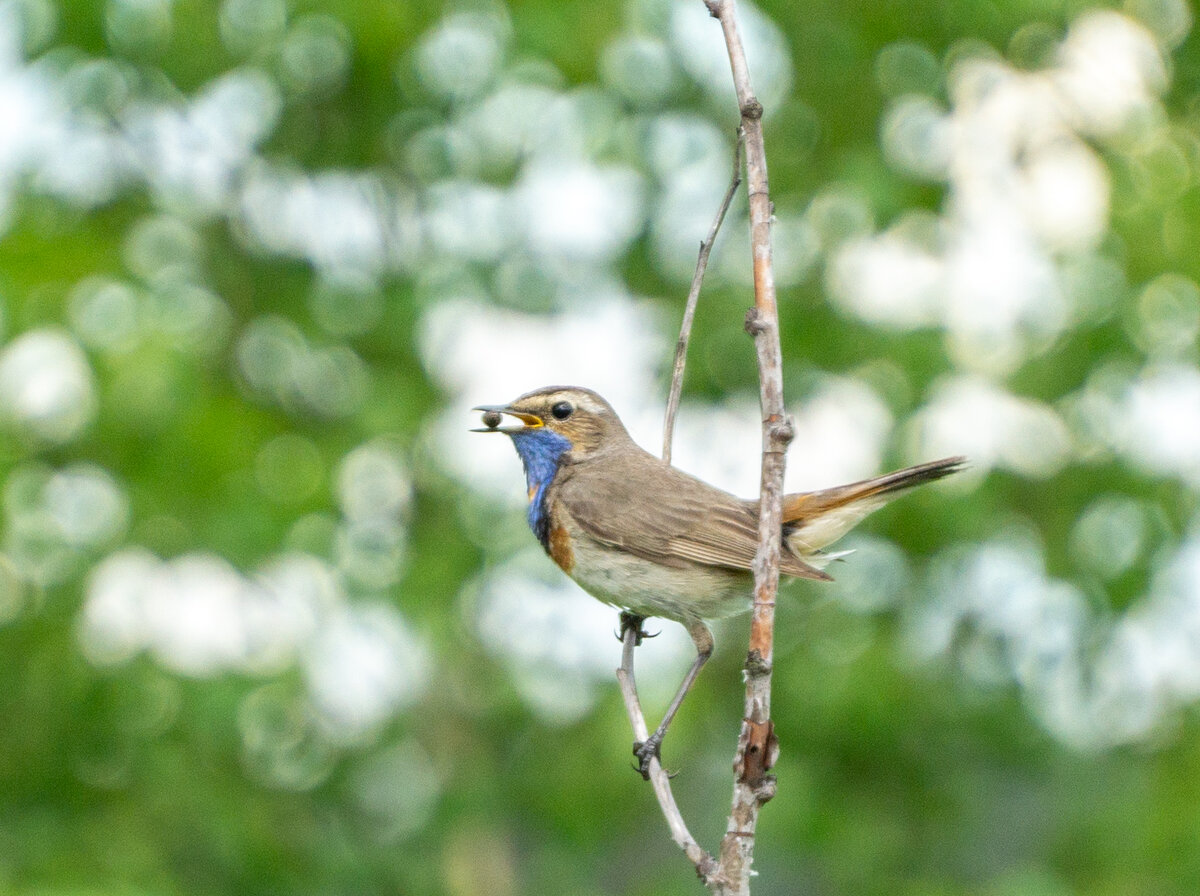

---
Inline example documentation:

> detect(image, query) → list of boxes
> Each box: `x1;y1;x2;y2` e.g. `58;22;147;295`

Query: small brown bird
475;385;963;775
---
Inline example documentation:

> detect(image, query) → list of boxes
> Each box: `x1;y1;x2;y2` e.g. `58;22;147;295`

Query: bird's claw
632;733;670;780
616;612;658;646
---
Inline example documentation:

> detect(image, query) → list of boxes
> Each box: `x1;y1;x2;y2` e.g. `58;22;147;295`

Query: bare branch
662;134;744;464
707;0;791;892
615;622;717;878
625;1;789;890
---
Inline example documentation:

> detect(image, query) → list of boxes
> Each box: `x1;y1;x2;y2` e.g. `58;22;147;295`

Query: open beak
470;404;544;433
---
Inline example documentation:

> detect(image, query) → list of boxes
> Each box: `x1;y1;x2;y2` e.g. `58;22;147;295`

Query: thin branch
625;1;789;891
623;57;745;893
615;622;717;878
706;0;792;893
662;135;744;464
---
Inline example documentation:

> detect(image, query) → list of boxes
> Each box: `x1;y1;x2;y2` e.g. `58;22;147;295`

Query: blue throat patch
508;428;571;549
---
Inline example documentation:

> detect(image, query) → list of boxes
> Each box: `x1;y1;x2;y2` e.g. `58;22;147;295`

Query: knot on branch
704;0;721;17
754;775;778;804
744;307;767;335
736;719;779;786
740;98;764;120
767;414;794;445
696;855;719;884
745;648;772;679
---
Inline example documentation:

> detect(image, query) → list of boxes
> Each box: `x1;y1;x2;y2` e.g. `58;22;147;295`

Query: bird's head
472;385;631;463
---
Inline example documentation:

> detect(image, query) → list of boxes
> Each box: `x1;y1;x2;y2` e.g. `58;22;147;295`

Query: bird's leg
633;620;713;780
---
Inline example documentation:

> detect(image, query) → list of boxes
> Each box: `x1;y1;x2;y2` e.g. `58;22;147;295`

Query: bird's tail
782;456;965;559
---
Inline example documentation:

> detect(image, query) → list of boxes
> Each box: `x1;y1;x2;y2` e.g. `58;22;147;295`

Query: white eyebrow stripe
546;391;601;414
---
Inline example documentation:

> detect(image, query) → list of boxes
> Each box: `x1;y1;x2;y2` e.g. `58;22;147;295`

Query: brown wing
555;448;830;581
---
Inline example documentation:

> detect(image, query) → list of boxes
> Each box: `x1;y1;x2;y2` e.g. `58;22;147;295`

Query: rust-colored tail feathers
783;456;965;559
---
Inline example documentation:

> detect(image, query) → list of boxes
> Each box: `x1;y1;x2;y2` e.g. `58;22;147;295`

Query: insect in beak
470;405;544;433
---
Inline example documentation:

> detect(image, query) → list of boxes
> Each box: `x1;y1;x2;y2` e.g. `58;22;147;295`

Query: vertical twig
706;0;791;893
662;135;744;464
621;1;789;892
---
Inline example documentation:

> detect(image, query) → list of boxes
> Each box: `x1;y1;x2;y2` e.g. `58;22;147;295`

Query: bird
473;385;963;777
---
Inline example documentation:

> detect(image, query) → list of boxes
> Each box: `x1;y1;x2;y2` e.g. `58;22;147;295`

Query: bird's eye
551;401;573;420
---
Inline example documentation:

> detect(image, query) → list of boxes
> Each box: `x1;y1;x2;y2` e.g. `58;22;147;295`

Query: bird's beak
470;404;544;433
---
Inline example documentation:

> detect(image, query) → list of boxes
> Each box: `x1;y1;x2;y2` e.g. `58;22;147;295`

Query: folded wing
557;449;830;580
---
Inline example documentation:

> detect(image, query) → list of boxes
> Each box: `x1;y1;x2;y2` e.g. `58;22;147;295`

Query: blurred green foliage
2;0;1200;895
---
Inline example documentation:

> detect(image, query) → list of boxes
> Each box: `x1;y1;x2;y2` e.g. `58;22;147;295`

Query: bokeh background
2;0;1200;892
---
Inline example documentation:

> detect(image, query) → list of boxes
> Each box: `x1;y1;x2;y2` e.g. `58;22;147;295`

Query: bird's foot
632;733;670;781
616;612;659;646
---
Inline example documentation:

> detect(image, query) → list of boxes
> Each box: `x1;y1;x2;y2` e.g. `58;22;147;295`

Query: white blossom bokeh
0;0;1192;769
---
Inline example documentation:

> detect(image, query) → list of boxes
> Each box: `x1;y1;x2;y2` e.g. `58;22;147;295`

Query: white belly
566;533;751;624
